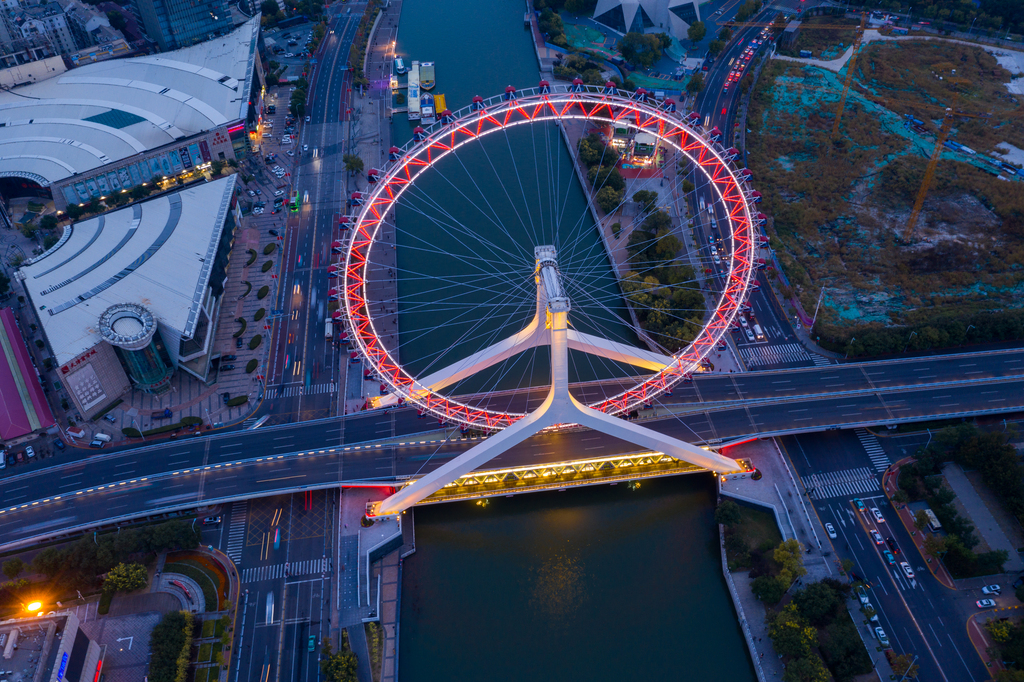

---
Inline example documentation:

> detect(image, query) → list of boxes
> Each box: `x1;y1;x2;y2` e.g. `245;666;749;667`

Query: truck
923;508;941;533
799;50;813;58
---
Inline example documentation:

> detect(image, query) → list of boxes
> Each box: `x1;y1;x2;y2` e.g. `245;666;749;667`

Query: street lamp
26;601;41;612
845;337;856;359
903;331;917;353
968;16;977;36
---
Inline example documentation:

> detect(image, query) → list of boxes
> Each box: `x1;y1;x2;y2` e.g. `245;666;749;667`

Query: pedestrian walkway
276;382;336;397
241;557;328;583
854;428;890;472
943;462;1024;572
225;502;247;562
738;342;811;367
810;353;832;367
806;466;879;500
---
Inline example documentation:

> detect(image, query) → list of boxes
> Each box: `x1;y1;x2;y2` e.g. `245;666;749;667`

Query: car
203;516;222;525
303;144;309;152
744;328;755;342
89;440;104;449
900;562;915;579
739;316;749;329
285;52;295;58
872;508;885;523
247;189;256;197
24;445;34;458
723;85;730;93
269;229;279;237
977;599;997;608
0;451;5;469
982;585;1002;595
721;106;727;116
287;150;295;156
870;530;884;545
825;523;836;539
885;537;899;553
883;550;896;565
236;337;244;349
874;627;890;648
255;189;262;195
854;498;866;511
274;189;284;196
221;364;235;371
305;115;311;122
222;354;237;361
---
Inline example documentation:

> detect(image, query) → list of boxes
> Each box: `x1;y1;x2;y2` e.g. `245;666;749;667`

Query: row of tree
149;610;195;682
576;132;625;214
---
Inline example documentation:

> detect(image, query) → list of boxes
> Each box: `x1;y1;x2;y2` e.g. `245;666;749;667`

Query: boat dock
408;60;421;120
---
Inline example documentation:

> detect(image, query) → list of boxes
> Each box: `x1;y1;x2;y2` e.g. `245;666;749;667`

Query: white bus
923;508;941;533
325;318;333;339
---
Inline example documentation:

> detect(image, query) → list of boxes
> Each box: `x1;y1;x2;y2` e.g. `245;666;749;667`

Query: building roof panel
0;307;55;440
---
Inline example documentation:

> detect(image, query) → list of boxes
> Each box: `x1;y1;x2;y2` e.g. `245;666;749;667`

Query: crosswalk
810;353;832;367
225;503;247;562
241;558;329;583
277;383;336;397
739;342;811;367
806;466;880;500
856;428;891;472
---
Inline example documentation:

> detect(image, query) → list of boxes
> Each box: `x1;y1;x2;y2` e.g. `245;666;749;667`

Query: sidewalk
881;458;956;589
943;462;1024;573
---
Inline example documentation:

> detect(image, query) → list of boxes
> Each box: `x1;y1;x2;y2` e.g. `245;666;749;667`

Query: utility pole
811;286;826;329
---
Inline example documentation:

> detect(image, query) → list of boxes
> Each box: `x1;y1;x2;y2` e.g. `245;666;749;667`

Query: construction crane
902;109;955;242
831;13;867;140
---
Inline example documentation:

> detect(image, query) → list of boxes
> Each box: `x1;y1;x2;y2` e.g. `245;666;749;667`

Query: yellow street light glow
26;601;41;611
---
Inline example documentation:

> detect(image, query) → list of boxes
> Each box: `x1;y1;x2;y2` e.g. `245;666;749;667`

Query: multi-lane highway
2;348;1023;549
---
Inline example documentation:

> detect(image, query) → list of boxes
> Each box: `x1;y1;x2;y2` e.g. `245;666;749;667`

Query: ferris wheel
337;82;761;514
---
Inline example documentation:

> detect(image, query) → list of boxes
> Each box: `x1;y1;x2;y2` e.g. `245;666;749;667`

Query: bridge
1;347;1021;551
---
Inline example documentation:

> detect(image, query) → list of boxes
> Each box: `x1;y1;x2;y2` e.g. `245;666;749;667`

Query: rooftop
0;16;258;188
0;307;54;441
21;175;237;365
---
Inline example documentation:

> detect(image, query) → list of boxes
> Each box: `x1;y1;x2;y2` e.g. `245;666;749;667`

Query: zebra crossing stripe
805;466;880;500
241;557;329;583
279;383;337;397
855;429;890;472
810;354;832;367
225;502;248;562
739;342;812;367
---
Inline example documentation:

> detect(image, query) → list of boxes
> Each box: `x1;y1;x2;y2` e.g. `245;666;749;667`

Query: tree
782;654;830;682
687;21;707;43
988;620;1014;644
106;10;127;33
718;27;732;41
751;574;785;604
0;271;9;297
260;0;279;16
40;214;59;231
769;603;817;658
632;189;659;215
104;562;148;594
997;670;1024;682
914;510;930;532
596;186;624;214
714;499;742;527
686;73;704;94
681;180;695;193
2;558;24;580
343;154;364;175
617;32;663;69
774;539;807;586
890;653;920;678
708;40;725;56
320;643;358;682
793;580;842;627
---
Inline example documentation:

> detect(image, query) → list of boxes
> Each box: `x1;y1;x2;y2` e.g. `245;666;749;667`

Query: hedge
245;249;257;266
163;563;218;613
248;334;262;350
242;281;252;297
232;317;247;338
257;285;269;300
97;589;113;615
181;416;202;426
246;359;258;373
254;308;266;321
263;243;276;255
122;427;142;438
148;610;194;682
226;395;249;407
261;260;273;272
141;418;203;436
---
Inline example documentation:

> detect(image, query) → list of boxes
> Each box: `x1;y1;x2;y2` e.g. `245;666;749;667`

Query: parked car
25;445;34;458
222;355;237;361
0;451;5;469
269;229;279;237
104;414;117;423
221;364;235;371
89;440;104;449
53;439;65;451
977;599;997;608
982;585;1002;595
871;508;885;523
874;627;890;648
222;392;231;405
236;337;244;349
825;523;836;539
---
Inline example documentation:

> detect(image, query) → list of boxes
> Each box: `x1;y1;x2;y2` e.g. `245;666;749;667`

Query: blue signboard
56;651;68;681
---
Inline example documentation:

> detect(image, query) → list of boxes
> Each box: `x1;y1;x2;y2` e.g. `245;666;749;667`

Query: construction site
747;16;1024;354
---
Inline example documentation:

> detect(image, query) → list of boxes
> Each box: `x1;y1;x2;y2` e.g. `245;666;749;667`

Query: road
783;431;990;681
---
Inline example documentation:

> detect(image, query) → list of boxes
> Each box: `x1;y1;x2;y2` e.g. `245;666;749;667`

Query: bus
922;508;941;533
325;317;333;339
288;189;300;212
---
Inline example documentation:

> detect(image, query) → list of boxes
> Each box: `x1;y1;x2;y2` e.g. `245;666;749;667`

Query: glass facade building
132;0;233;52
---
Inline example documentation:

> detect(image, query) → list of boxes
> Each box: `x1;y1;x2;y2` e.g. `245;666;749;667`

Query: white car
872;508;885;523
874;627;890;648
285;52;295;58
287;150;295;157
825;523;837;539
977;599;997;609
303;144;309;152
982;585;1001;595
870;530;884;545
899;562;914;579
274;190;284;196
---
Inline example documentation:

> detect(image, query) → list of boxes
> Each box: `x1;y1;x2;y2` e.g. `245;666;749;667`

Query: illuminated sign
56;652;68;681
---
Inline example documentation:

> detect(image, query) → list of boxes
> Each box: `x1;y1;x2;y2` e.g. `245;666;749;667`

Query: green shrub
254;308;266;321
164;563;218;613
122;427;142;438
226;396;249;407
232;317;246;338
263;243;276;255
97;590;113;615
246;249;257;266
257;285;269;299
148;610;194;682
249;334;262;350
181;416;202;426
246;359;258;373
261;260;273;272
242;281;252;297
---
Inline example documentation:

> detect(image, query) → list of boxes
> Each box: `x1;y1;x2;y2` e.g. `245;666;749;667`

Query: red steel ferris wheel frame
343;88;757;430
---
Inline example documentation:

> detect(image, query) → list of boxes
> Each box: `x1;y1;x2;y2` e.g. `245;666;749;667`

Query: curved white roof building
594;0;700;42
0;17;259;205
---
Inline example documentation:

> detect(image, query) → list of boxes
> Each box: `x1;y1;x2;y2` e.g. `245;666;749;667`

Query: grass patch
246;359;258;373
261;260;273;273
249;334;262;350
254;308;266;321
122;427;142;438
215;619;226;638
164;561;219;612
263;243;277;255
226;396;249;407
198;642;212;662
90;398;123;422
246;249;257;266
97;589;113;615
232;317;247;338
724;502;783;570
257;285;269;300
202;619;216;638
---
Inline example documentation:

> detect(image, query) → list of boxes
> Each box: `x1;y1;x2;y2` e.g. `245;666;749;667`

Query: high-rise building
131;0;233;51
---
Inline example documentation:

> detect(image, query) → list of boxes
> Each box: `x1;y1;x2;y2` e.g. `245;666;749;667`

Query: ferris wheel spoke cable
499;125;544;249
